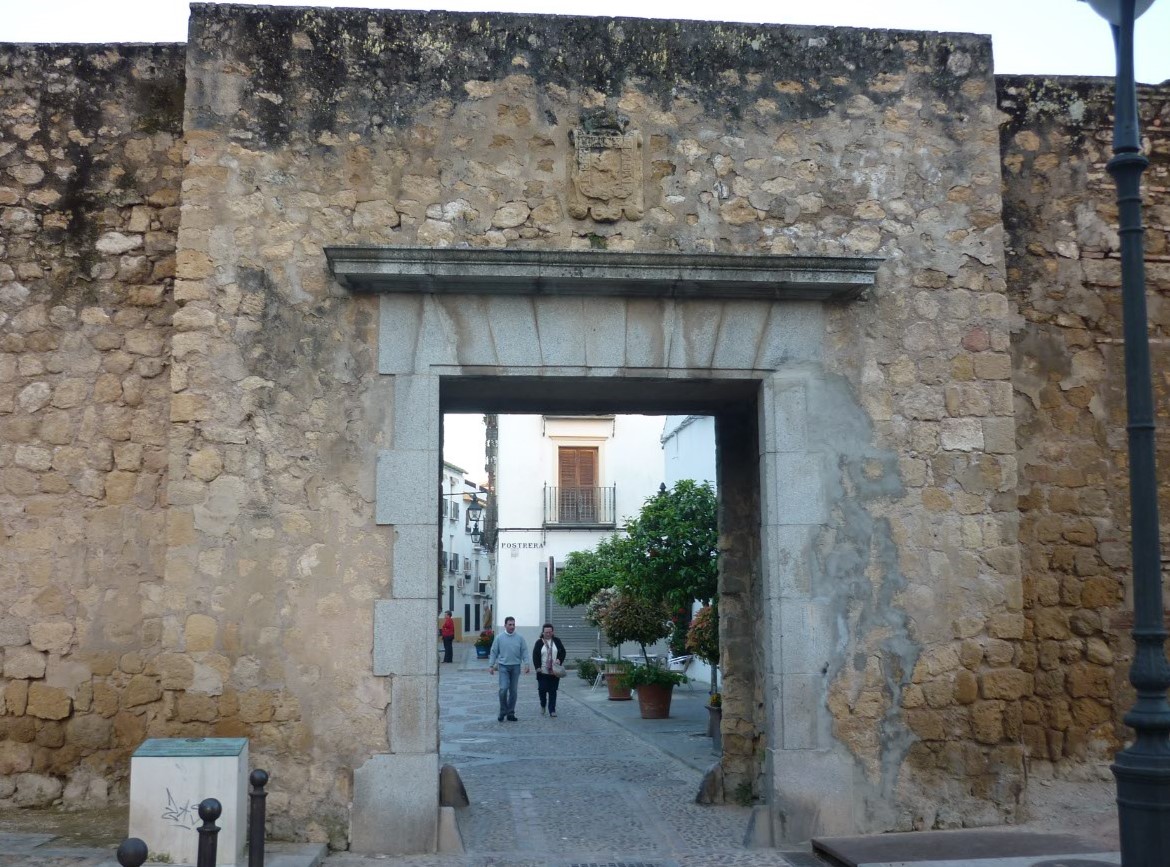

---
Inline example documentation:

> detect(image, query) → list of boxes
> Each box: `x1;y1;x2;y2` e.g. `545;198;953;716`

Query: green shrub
576;657;598;682
621;665;688;689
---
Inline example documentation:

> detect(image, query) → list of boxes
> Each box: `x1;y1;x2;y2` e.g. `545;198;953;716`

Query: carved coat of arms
567;109;644;223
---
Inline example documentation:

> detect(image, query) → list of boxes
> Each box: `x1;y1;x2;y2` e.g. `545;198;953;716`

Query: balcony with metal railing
543;485;616;527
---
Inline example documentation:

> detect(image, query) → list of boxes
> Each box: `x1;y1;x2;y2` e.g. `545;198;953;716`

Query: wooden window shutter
558;448;597;488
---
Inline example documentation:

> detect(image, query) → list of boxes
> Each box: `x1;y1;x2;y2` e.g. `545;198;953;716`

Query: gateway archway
333;247;879;853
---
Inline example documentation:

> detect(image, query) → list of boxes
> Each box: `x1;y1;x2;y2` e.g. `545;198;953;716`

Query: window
448;553;459;573
451;502;459;522
558;446;598;523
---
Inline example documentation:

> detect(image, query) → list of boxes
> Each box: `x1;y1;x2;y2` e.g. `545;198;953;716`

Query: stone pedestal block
129;737;248;865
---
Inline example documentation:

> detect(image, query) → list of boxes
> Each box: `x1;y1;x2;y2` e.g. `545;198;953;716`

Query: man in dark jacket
532;622;567;717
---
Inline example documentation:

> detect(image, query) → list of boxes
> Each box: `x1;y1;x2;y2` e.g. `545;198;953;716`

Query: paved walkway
327;645;798;867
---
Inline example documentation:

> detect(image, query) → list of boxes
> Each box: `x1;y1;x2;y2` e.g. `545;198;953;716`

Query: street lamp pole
1080;1;1170;863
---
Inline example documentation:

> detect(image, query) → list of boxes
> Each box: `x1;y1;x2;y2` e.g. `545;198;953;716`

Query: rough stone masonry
0;3;1167;854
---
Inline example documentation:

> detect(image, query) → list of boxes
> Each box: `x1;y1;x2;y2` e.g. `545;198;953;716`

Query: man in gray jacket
488;616;530;722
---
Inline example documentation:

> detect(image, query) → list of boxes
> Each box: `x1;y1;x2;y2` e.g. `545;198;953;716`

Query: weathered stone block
954;670;979;704
393;375;439;452
1066;663;1111;699
779;600;835;675
187;447;224;481
770;750;854;840
157;653;196;689
761;452;827;526
177;692;219;722
351;753;438;854
980;669;1033;700
1033;608;1071;640
1079;576;1119;609
0;615;30;647
4;646;46;679
185;613;218;651
376;449;440;525
13;772;64;807
122;675;161;708
65;714;113;749
238;689;277;723
762;375;809;454
781;674;824;749
5;679;30;715
26;683;72;720
389;675;437;754
0;741;34;775
374;599;437;677
972;701;1004;744
392;525;439;599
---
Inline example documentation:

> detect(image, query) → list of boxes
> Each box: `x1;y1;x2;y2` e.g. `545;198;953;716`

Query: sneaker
540;707;546;716
549;712;557;718
497;714;505;722
506;715;518;722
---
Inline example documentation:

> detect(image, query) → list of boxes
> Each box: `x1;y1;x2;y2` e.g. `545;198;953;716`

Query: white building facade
660;416;720;689
493;414;664;657
439;462;492;638
661;415;717;488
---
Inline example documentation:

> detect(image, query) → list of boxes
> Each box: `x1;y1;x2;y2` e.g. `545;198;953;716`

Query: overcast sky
3;1;1169;82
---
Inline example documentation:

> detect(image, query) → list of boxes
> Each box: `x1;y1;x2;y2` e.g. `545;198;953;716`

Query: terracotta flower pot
605;672;632;701
707;705;722;751
635;682;674;718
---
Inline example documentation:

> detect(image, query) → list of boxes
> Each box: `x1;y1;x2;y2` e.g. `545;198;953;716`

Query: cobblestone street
325;650;805;867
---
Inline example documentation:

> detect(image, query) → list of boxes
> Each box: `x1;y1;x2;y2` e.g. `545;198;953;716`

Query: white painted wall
660;416;719;689
440;463;490;636
494;414;665;637
661;415;716;487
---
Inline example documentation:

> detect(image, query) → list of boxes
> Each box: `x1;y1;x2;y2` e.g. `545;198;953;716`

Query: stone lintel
326;247;880;303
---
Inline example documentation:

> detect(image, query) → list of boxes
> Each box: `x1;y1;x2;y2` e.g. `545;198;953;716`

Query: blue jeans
497;664;520;718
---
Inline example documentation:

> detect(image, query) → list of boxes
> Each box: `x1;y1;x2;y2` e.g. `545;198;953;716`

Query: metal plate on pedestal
132;737;248;757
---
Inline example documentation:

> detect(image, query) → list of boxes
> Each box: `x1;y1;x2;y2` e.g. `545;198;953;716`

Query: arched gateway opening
327;247;879;853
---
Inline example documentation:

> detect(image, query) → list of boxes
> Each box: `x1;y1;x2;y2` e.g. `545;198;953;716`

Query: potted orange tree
599;591;684;718
585;588;633;700
687;604;721;742
553;482;719;716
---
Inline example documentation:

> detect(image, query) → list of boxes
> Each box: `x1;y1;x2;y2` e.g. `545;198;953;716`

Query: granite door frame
337;250;877;853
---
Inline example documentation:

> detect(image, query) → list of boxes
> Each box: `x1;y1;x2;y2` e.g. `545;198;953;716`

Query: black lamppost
466;493;485;546
1079;1;1170;863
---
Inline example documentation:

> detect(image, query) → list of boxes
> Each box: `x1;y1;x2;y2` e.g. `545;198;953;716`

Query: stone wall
0;44;184;807
1000;76;1170;773
0;5;1108;847
173;5;1022;841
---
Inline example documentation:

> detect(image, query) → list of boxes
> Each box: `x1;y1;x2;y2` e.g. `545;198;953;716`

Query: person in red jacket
440;611;455;663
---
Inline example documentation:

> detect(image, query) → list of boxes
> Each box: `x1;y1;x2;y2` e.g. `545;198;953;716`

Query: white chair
668;654;694;690
588;656;607;691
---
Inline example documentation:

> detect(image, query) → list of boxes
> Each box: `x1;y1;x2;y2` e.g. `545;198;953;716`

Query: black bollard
248;769;269;867
195;798;222;867
116;838;149;867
